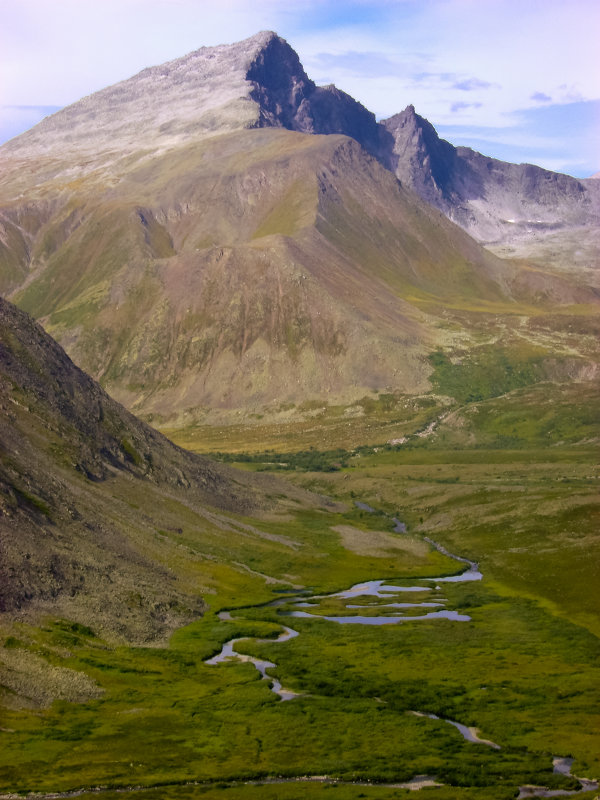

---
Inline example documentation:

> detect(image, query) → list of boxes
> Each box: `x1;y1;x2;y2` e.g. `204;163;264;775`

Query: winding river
518;757;599;798
204;505;598;793
205;625;300;701
205;507;497;744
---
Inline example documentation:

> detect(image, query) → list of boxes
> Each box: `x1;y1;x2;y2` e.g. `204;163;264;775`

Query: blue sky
1;0;599;177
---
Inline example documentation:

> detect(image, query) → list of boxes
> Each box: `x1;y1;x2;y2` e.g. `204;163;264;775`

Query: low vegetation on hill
1;300;598;797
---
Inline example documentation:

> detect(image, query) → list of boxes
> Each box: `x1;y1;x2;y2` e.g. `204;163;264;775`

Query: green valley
2;355;598;797
1;28;599;800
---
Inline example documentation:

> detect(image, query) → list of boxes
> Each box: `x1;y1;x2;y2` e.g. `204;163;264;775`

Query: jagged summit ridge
0;30;597;263
382;105;458;205
381;104;600;254
0;30;382;184
246;34;383;157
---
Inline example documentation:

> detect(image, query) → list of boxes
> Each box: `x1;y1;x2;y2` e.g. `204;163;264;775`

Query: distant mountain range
0;31;598;423
382;105;600;259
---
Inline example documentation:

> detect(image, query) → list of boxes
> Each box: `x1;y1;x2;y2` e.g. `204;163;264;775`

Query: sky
1;0;599;177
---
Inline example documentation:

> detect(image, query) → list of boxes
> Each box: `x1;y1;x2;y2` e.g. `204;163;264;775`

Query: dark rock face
247;33;316;131
247;34;385;159
244;38;599;254
309;84;391;162
383;105;463;204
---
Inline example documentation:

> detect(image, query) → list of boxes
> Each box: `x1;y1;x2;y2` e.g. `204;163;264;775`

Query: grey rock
0;31;597;270
381;105;600;267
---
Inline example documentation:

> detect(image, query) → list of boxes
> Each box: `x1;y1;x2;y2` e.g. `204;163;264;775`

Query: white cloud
531;92;552;104
293;0;600;128
450;101;483;114
452;79;496;92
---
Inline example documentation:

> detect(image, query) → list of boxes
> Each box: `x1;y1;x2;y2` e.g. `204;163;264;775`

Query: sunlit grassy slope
4;127;597;429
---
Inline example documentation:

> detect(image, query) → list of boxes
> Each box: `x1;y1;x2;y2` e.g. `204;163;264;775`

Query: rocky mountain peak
385;104;417;128
382;105;458;204
0;30;597;263
0;30;388;193
380;105;600;254
383;105;431;137
246;32;315;130
0;32;315;182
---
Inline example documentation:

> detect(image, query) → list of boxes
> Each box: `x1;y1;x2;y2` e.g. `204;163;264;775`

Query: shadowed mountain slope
0;296;326;641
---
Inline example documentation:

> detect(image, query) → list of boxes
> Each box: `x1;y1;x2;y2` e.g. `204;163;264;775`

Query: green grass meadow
1;381;599;799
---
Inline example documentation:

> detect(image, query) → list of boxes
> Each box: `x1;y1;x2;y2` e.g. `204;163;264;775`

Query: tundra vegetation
1;370;598;800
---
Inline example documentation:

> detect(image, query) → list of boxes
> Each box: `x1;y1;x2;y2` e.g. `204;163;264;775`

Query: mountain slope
0;296;325;641
382;105;600;269
0;32;598;427
3;30;595;271
0;31;382;195
5;126;538;421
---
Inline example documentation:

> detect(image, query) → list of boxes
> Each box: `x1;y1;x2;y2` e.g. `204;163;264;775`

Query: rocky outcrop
245;34;387;160
381;105;600;253
383;105;465;207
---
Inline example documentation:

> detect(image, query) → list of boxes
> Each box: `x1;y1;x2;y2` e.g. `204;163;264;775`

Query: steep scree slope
0;296;320;640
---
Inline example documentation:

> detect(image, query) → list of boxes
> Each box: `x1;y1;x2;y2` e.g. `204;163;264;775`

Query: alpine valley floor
1;28;599;800
2;381;599;800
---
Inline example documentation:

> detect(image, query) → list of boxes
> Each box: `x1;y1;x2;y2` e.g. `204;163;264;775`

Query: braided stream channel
206;504;496;748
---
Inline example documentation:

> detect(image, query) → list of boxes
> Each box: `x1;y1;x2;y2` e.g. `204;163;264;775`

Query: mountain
0;35;598;794
381;105;600;271
0;32;598;425
2;125;523;421
0;296;323;642
1;31;595;263
0;31;383;191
